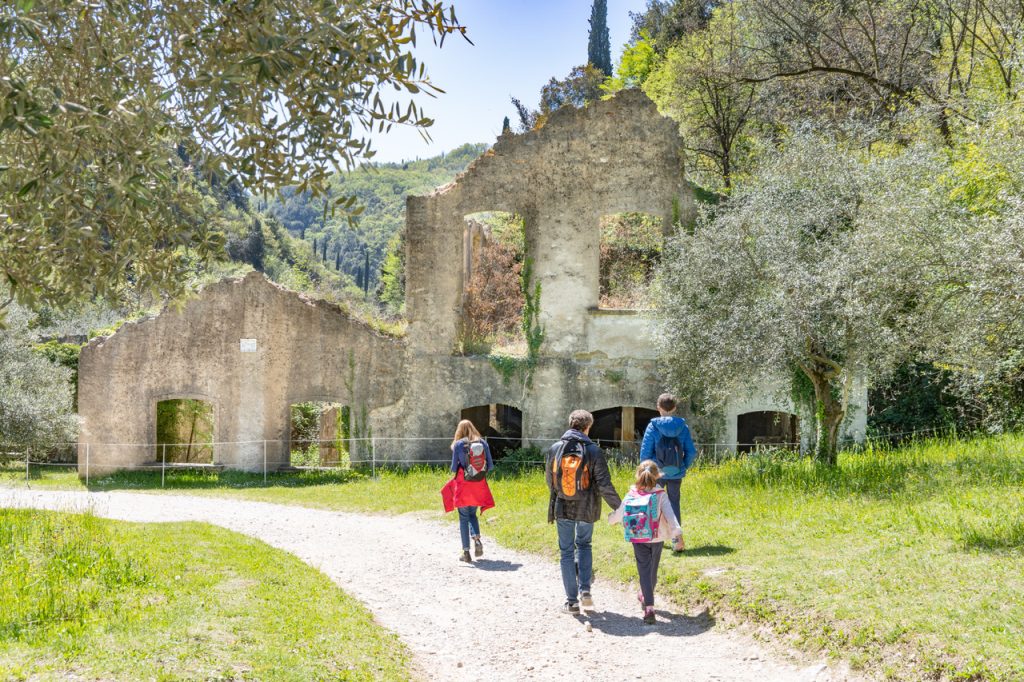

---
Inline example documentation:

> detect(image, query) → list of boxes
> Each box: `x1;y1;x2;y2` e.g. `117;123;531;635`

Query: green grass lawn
0;508;410;681
3;435;1023;680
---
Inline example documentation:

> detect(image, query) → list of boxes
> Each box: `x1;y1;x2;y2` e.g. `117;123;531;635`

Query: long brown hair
451;419;483;450
635;460;660;491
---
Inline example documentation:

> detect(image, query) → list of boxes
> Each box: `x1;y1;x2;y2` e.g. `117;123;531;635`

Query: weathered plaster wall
400;89;694;450
78;273;405;474
77;90;867;473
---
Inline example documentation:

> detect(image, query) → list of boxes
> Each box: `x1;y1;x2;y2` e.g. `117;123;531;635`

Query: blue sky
368;0;649;163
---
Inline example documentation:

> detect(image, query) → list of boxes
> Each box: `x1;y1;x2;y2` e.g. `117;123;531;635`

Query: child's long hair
635;460;660;491
451;419;483;450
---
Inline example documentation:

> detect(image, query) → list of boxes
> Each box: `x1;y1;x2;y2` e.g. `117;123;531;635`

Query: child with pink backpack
608;460;684;624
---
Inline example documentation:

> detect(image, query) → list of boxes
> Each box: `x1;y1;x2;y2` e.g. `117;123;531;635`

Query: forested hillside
265;143;488;312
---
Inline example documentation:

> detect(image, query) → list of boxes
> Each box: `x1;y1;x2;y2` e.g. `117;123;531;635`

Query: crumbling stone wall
78;90;866;474
399;89;693;451
78;273;405;473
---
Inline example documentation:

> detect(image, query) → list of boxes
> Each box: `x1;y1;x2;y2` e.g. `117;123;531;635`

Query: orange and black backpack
549;438;591;500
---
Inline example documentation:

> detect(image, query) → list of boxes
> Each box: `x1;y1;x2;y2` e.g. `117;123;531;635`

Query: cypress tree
588;0;612;77
502;116;511;133
363;249;371;296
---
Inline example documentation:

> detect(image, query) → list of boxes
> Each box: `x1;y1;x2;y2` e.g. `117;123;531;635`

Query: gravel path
2;489;859;682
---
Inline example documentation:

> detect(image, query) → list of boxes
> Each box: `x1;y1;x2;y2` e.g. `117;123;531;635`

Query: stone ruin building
76;90;867;474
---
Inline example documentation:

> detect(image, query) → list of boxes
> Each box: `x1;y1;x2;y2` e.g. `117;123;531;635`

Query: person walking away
442;419;494;563
609;460;684;624
639;393;696;547
546;409;622;614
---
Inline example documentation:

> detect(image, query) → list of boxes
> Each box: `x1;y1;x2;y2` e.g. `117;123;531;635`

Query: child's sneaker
580;592;593;609
474;537;484;557
459;550;472;563
561;601;581;614
643;606;656;625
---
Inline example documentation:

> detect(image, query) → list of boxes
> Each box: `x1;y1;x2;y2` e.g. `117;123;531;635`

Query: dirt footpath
2;489;860;682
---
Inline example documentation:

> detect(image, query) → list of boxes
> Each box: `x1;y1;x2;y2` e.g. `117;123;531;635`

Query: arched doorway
737;411;799;453
588;406;659;455
155;398;214;463
460;404;523;459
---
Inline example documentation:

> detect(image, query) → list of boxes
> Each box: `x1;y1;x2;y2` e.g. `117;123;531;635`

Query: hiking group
442;393;697;625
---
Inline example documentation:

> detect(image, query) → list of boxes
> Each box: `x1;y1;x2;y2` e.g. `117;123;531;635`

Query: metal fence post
161;443;166;488
371;435;376;479
25;450;30;483
263;440;268;485
85;443;90;487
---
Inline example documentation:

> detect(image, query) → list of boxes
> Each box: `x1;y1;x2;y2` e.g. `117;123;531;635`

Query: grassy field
3;435;1023;680
0;508;411;681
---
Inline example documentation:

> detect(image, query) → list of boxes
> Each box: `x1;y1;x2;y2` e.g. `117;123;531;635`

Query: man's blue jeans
458;506;480;550
556;519;593;603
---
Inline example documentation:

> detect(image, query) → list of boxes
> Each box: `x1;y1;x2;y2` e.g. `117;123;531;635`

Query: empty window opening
461;212;526;355
155;399;214;463
737;411;799;453
459;404;523;460
588;406;659;455
599;213;663;309
290;402;351;467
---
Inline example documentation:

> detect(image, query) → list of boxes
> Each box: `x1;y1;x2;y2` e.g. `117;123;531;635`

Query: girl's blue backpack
622;489;661;543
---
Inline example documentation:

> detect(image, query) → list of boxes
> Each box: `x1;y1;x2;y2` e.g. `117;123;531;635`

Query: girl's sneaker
474;537;484;557
643;607;656;625
460;550;472;563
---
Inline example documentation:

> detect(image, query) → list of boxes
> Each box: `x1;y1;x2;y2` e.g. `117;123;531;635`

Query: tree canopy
0;0;467;316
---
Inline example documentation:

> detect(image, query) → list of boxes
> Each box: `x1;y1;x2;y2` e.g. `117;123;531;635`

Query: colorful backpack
622;489;661;543
463;440;488;482
549;439;591;500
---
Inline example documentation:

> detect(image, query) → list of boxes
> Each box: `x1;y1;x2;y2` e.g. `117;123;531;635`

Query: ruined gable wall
77;272;405;473
405;89;692;358
396;91;693;453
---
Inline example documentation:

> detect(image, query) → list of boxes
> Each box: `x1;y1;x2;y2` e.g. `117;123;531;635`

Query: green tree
0;0;467;317
656;136;952;463
0;307;77;454
601;31;658;94
644;4;763;191
588;0;613;76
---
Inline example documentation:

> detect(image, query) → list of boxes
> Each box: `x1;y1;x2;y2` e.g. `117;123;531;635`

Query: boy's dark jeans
663;478;682;524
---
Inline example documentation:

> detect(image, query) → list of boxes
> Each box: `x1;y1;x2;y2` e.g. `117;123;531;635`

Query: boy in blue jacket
639;393;697;539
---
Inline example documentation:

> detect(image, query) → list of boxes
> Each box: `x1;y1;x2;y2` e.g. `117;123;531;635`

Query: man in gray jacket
546;409;622;614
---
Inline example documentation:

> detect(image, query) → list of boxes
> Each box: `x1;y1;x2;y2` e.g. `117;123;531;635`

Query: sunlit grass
3;435;1023;679
0;509;410;681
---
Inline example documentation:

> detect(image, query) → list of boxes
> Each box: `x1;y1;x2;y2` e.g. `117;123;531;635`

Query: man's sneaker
474;537;484;557
580;592;593;609
561;601;581;615
643;607;656;625
636;591;645;611
460;550;472;563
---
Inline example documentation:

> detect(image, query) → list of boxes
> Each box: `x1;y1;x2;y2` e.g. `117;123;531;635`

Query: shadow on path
581;607;715;637
472;558;523;572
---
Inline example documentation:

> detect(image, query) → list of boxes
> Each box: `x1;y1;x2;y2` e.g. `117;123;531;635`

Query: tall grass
0;510;149;644
0;510;411;680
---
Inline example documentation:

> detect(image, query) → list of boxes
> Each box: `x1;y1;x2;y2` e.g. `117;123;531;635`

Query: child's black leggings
633;541;664;607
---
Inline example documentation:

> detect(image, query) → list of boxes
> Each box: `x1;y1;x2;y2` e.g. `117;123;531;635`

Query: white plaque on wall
239;338;257;353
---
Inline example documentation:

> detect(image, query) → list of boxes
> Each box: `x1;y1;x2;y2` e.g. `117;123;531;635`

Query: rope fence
0;425;966;489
